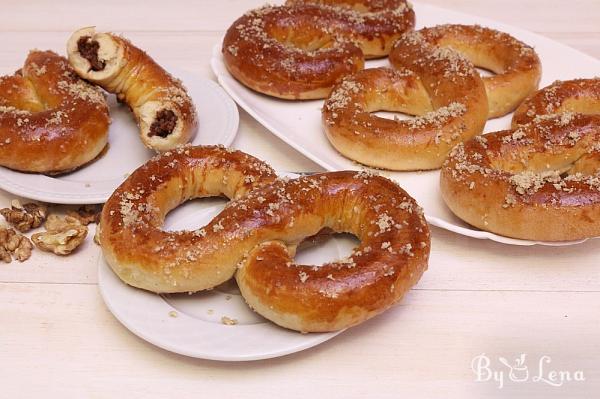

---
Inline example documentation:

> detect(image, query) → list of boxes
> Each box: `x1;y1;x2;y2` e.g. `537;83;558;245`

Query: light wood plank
0;0;598;35
0;1;598;397
1;283;598;398
2;225;600;293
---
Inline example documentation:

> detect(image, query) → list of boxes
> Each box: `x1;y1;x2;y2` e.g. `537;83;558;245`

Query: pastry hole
163;196;228;232
149;109;178;138
271;26;335;52
294;231;359;267
372;111;414;121
475;66;496;78
77;36;106;72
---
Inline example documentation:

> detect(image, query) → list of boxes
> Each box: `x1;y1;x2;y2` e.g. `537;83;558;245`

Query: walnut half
0;199;47;233
67;204;102;225
31;215;87;256
0;226;33;263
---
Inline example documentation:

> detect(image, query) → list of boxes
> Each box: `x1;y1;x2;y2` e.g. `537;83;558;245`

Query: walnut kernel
0;200;47;232
0;226;33;263
31;215;88;256
67;204;102;225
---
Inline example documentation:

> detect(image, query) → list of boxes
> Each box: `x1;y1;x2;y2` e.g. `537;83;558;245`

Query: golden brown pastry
323;66;488;170
67;27;198;151
99;145;430;332
325;27;490;171
0;50;109;174
512;78;600;126
222;0;414;99
99;146;278;293
440;113;600;241
441;79;600;241
236;171;429;332
413;25;542;118
285;0;415;58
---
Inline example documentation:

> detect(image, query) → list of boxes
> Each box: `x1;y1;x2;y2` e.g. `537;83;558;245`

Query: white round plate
98;188;349;361
0;70;239;205
210;2;600;247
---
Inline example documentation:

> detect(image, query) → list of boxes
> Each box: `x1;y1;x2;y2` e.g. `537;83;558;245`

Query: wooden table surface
1;1;599;398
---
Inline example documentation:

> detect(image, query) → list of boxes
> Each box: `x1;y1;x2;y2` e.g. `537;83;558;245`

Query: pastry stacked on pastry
323;24;542;171
222;0;415;99
98;145;431;332
222;2;543;171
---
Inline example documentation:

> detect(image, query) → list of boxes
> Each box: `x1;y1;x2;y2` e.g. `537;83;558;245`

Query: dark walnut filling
77;36;105;71
149;109;177;138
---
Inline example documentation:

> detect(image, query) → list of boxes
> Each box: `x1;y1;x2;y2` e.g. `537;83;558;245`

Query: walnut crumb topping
67;204;102;225
221;316;238;325
298;271;309;283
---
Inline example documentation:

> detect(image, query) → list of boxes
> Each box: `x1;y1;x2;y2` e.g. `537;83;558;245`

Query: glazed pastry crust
416;25;542;118
67;27;198;151
99;145;430;332
222;0;414;99
440;113;600;241
0;50;109;174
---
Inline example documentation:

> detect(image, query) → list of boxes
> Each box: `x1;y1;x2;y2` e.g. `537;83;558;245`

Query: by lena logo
471;353;585;389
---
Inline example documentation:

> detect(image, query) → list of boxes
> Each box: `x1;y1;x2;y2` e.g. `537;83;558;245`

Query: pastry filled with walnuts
67;27;198;151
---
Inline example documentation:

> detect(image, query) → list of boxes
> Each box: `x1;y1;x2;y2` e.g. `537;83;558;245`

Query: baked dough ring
99;146;430;332
236;171;430;332
512;78;600;126
440;113;600;241
99;145;278;293
323;67;487;170
285;0;415;57
0;50;109;174
407;25;542;118
67;27;198;151
336;30;488;170
222;0;414;99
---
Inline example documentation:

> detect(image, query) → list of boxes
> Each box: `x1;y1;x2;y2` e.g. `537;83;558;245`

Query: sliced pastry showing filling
67;27;198;151
0;50;109;174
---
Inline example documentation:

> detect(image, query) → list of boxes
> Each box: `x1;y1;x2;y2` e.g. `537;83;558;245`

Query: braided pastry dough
222;0;414;99
67;27;198;151
441;80;600;241
99;146;430;332
0;50;109;174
